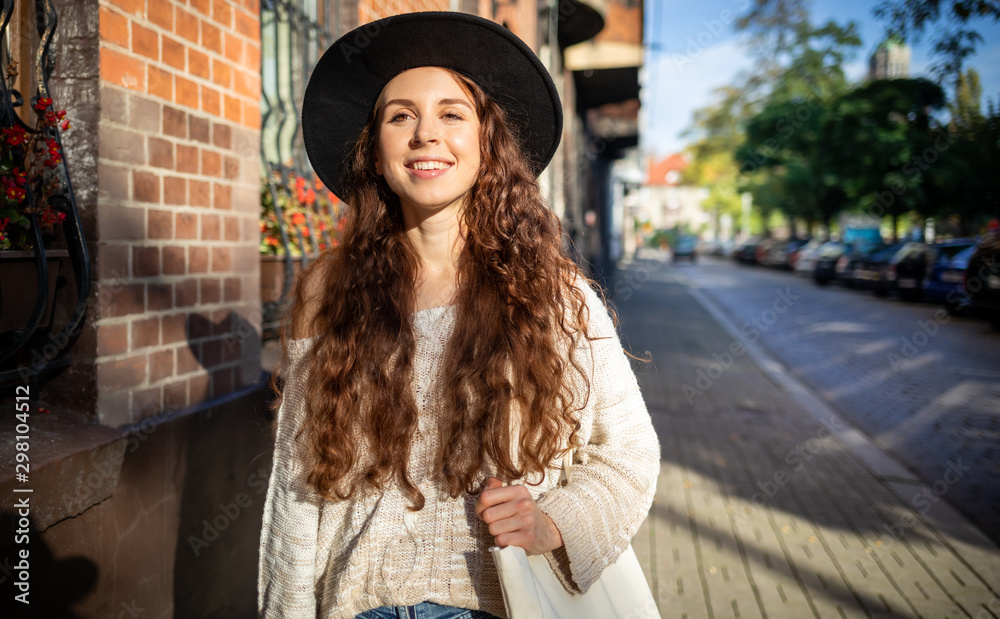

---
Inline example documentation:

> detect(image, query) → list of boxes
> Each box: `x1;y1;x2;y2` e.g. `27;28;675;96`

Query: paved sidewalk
615;256;1000;619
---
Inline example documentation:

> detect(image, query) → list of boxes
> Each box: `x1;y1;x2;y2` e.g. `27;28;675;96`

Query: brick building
0;0;642;615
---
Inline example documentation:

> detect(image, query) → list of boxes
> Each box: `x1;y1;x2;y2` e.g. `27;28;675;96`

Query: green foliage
925;70;1000;232
683;1;998;240
819;78;947;232
873;0;1000;83
728;12;860;233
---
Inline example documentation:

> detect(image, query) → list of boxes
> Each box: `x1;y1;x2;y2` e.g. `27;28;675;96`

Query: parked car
785;238;812;270
852;242;907;295
833;240;887;287
763;238;809;270
704;238;735;257
793;238;827;276
812;241;847;285
672;235;698;262
755;238;783;265
893;239;975;301
961;235;1000;330
733;239;761;264
924;244;977;307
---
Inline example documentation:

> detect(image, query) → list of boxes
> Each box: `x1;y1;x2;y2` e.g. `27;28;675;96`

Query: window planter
0;249;69;333
260;254;304;305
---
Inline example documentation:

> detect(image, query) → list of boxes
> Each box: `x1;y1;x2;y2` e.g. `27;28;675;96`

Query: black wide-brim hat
302;11;563;198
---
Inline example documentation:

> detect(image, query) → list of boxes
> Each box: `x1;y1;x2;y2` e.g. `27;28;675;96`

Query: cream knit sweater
257;279;661;619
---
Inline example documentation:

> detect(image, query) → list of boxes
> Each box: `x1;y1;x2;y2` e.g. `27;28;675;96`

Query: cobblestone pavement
611;253;1000;618
662;254;1000;548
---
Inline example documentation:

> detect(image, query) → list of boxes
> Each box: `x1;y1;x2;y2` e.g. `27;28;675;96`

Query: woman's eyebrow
384;98;473;110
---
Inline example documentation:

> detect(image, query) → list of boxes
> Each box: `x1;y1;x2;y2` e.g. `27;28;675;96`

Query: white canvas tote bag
490;451;660;619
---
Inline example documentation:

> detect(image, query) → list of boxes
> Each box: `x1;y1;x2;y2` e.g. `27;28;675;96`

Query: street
667;254;1000;546
611;251;1000;617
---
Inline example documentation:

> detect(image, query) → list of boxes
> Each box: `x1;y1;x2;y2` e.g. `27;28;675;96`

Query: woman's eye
444;112;464;120
388;112;410;123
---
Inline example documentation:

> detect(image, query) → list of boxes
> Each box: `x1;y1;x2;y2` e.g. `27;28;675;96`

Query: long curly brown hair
269;67;606;510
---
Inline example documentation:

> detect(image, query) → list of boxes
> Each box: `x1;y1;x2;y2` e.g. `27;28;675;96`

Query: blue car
890;239;974;301
672;236;698;263
960;234;1000;329
924;244;976;307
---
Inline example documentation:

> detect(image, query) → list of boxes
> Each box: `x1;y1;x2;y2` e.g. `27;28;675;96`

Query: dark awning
573;66;640;110
565;40;642;110
554;0;606;48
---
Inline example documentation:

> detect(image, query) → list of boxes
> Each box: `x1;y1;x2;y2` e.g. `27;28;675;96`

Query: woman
258;12;660;619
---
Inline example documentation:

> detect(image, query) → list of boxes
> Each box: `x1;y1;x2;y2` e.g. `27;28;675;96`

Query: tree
820;78;947;241
873;0;1000;84
950;67;982;127
732;16;860;236
683;86;751;237
927;69;1000;233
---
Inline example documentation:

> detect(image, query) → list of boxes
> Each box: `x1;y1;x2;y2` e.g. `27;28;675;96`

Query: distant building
639;153;709;234
869;38;911;80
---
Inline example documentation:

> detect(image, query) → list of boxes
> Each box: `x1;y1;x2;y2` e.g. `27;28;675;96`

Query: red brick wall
357;0;451;23
595;0;642;45
353;0;542;49
93;0;263;426
492;0;538;51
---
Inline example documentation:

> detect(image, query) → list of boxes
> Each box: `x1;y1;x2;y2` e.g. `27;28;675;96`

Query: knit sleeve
258;336;324;618
534;278;661;594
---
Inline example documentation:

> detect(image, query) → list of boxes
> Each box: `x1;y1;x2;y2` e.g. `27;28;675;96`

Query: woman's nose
411;117;440;144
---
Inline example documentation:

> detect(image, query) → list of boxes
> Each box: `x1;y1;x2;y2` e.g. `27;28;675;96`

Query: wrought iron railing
0;0;90;390
259;0;344;338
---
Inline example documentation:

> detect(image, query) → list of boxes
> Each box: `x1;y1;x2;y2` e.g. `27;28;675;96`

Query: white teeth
410;161;451;170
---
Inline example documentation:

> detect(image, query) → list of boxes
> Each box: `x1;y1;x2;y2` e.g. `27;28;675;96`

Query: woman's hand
475;477;564;556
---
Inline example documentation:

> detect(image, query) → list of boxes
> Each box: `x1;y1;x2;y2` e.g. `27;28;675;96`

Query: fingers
474;477;528;517
491;508;561;556
473;480;562;554
481;496;535;530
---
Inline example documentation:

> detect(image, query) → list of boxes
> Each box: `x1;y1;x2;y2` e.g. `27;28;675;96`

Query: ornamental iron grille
260;0;347;338
0;0;91;389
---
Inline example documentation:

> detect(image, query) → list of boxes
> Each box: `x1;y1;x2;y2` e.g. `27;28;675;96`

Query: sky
639;0;1000;160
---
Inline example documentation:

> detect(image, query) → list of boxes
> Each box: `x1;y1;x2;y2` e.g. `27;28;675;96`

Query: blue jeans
354;601;500;619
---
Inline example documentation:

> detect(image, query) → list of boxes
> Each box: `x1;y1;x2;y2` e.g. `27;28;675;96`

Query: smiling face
374;67;482;222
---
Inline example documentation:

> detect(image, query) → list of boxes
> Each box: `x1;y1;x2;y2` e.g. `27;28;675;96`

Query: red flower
290;212;305;225
38;208;64;229
304;188;316;205
265;236;279;246
3;126;27;146
60;119;71;131
33;97;52;112
5;183;25;202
